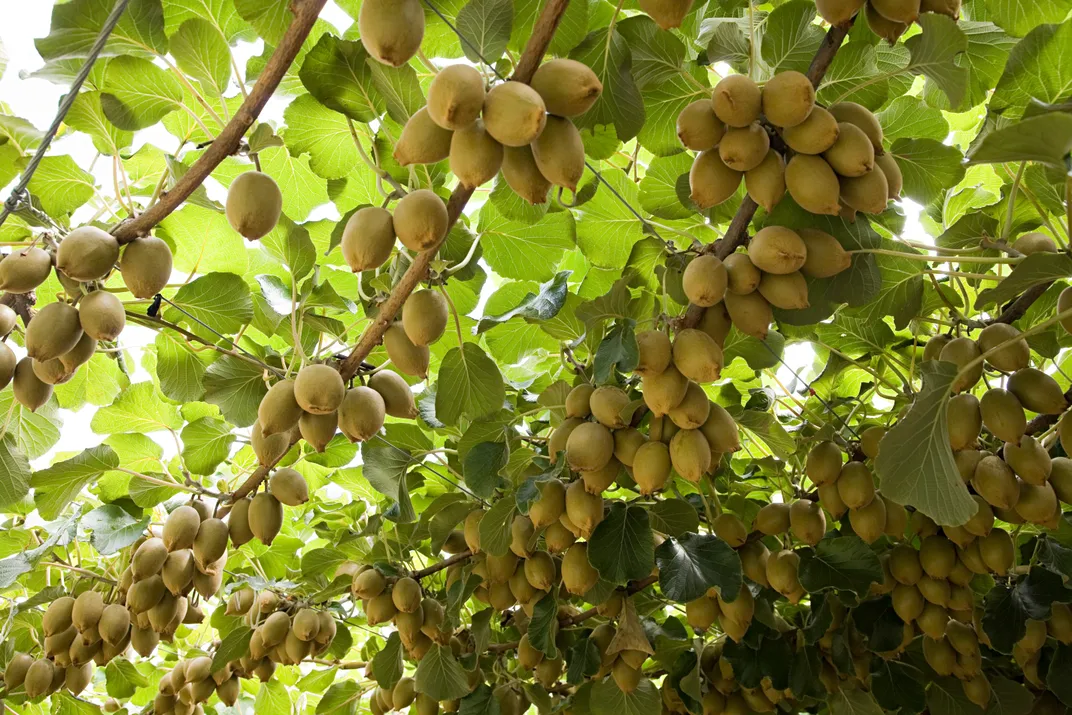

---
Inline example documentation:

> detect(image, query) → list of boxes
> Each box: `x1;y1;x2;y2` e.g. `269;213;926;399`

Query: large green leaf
455;0;514;63
570;28;645;142
81;505;150;555
91;382;183;435
655;532;742;603
165;271;254;335
588;502;655;586
101;56;184;130
202;355;268;427
170;18;232;92
436;343;506;426
36;0;169;60
181;416;235;475
0;436;31;510
797;536;884;596
31;445;119;519
415;644;471;701
299;34;385;122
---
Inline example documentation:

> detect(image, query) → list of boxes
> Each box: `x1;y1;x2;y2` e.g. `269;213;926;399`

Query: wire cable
0;0;132;230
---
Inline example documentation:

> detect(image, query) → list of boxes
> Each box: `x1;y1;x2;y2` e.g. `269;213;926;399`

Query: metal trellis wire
0;0;132;230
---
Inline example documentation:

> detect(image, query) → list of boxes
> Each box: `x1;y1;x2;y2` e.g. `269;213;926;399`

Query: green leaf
181;416;235;475
588;502;655;586
255;678;292;715
31;445;119;520
154;331;209;403
65;91;133;155
590;676;661;715
235;0;290;45
648;499;700;537
976;252;1072;308
905;14;969;111
927;676;984;715
574;169;648;270
828;689;884;715
797;536;884;596
299;34;384;122
159;204;249;275
967;113;1072;168
528;590;559;658
871;659;926;713
284;94;362;180
593;322;640;384
477;203;576;281
0;435;31;510
460;683;502;715
436;343;506;426
992;20;1072;118
476;271;571;333
639;154;693;220
875;361;976;526
26;155;95;216
170;18;232;92
165;271;254;334
212;626;253;672
262;217;316;281
477;494;517;557
415;644;471;701
318;681;362;715
761;0;824;73
36;0;169;61
202;355;268;428
101;56;184;130
463;442;507;498
91;381;183;435
360;441;417;522
984;0;1072;37
372;632;404;689
890;138;966;206
655;532;742;603
368;62;425;125
163;0;252;44
103;658;148;699
877;96;950;144
81;504;150;555
455;0;514;63
986;677;1034;715
570;29;645;142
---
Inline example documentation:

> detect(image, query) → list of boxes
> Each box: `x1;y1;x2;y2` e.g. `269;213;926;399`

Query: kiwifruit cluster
152;655;240;715
227;587;337;666
681;71;902;218
815;0;962;42
697;635;817;712
392;58;601;204
0;227;173;411
351;566;447;661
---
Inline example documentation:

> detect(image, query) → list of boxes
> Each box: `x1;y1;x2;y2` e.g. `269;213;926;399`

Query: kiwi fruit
76;289;125;342
974;324;1029;373
790;499;827;546
26;301;83;362
865;2;909;42
561;542;598;595
227;498;254;547
1015;231;1058;255
548;417;583;463
565;384;595;418
939;337;983;393
4;652;33;690
483;81;547;147
633;441;672;494
1008;367;1068;414
637;0;694;29
979;528;1014;573
13;357;52;411
719;123;770;172
826;104;881;151
258;379;303;436
353;568;387;600
840;169;890;214
795;228;850;278
338;386;387;443
565;421;615;472
24;658;55;699
947;393;981;450
762;71;815;127
870;0;920;23
919;535;956;579
687;595;719;630
682;254;727;308
162;505;200;552
755;502;791;535
673;329;723;383
698;301;733;345
269;467;309;507
384;322;430;378
225;171;282;241
530;58;603;117
785;154;841;215
823;122;875;177
677;99;726;151
875;152;903;199
402;289;449;348
635;330;672;376
192;517;229;568
690;150;743;209
531;116;585;191
642;364;689;416
758;271;809;310
161;549;194;595
72;590;104;632
669;428;712;482
341;207;395;272
613;428;646;467
807;441;843;486
32;357;71;386
971;455;1019;510
501;145;552;204
55;226;118;281
368;369;417;418
0;246;52;294
713;512;747;547
744;149;786;211
132;537;168;579
510;513;536;557
292;364;345;416
838;462;876;509
252;420;293;466
724;290;772;339
724;252;762;294
921;0;961;14
427;65;485;130
668;382;711;430
394;107;454;166
1005;435;1051;486
781;105;839;154
393;189;450;253
590;386;632;429
116;236;173;298
359;0;424;67
0;303;15;338
712;74;762;128
100;602;131;646
1015;480;1057;524
248;492;284;545
528;479;566;528
450;120;503;189
767;549;803;598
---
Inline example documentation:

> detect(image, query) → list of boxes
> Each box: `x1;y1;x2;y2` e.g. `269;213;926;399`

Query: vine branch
110;0;329;244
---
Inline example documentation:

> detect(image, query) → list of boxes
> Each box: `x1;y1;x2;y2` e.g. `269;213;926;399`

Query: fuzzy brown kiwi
762;71;815;128
781;105;840;153
119;236;173;298
758;271;810;310
384;323;430;378
677;99;726;151
427;64;485;130
712;74;762;128
368;369;418;419
718;123;770;172
840;169;890;214
668;382;711;430
1008;367;1068;415
723;290;772;340
501;145;552;204
531;116;585;192
193;518;229;568
393;189;449;253
947;393;981;451
299;411;337;452
865;2;909;42
939;337;983;394
78;289;125;342
338;386;386;443
637;0;694;29
724;252;762;294
227;497;254;547
26;301;83;362
785;154;841;215
565;421;615;472
12;357;52;411
635;330;672;376
690;150;742;209
0;247;52;294
248;493;284;545
483;82;547;147
57;226;120;281
450;120;503;189
673;329;723;383
682;255;728;308
698;301;732;346
294;364;345;415
875;152;903;199
358;0;424;67
394;108;453;166
798;228;851;278
641;364;689;416
870;0;920;23
744;149;786;212
252;420;293;466
976;323;1029;373
341;207;395;273
823;122;876;177
269;468;310;507
226;172;282;241
789;499;827;546
669;428;712;482
258;379;303;436
530;59;603;117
